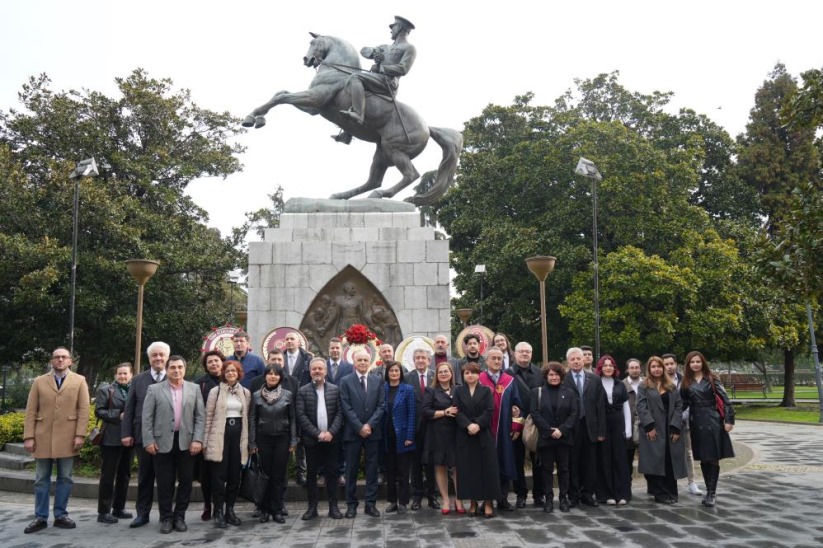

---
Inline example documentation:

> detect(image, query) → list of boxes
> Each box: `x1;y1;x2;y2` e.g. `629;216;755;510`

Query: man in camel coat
23;347;90;534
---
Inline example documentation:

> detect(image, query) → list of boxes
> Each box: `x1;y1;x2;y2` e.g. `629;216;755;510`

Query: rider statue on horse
339;16;417;128
241;16;462;206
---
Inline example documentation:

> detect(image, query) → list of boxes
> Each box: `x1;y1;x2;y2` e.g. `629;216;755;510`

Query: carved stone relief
299;265;403;356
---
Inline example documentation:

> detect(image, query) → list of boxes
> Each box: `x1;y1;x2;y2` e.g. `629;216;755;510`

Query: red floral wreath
342;324;378;345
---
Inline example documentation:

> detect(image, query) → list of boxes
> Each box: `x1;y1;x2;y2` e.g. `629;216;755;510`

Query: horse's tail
406;127;464;206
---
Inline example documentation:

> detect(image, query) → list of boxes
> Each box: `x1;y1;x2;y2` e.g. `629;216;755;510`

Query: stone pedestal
247;210;451;354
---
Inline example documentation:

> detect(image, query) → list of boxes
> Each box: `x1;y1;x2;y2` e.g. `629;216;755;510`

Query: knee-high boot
699;462;713;506
706;464;720;506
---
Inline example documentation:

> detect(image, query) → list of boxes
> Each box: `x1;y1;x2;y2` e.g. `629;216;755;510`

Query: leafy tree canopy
0;70;246;384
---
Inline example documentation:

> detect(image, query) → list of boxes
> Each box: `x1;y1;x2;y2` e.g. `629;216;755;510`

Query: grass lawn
734;403;821;424
732;386;819;400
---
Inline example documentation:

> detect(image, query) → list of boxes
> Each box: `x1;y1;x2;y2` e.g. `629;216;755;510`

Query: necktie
331;362;338;379
576;373;583;394
360;375;366;392
420;373;425;393
154;373;160;383
56;377;63;390
288;354;295;374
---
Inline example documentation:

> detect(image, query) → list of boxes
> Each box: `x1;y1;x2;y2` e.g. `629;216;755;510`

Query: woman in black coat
454;362;501;518
95;362;134;523
421;361;460;513
595;355;632;505
636;356;687;504
530;361;577;513
249;364;298;523
680;351;734;507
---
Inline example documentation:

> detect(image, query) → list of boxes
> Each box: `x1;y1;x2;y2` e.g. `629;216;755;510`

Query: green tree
0;70;245;383
736;63;821;406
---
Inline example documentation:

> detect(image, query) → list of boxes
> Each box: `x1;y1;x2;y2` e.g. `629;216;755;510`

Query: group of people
21;331;735;535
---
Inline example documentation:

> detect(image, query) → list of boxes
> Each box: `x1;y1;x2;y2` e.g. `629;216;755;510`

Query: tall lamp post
67;158;99;357
575;157;603;360
526;256;556;366
126;259;160;371
475;264;486;325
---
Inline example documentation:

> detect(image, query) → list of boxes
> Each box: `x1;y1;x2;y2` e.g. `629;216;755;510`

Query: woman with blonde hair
680;351;734;507
636;356;686;504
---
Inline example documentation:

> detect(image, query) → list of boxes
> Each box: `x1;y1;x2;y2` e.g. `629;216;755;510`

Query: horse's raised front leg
329;147;390;200
368;151;420;199
242;91;290;128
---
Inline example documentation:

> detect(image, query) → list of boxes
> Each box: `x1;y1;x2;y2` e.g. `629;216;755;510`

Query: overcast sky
2;1;820;240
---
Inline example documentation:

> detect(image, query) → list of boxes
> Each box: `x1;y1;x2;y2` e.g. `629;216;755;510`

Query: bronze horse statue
242;34;463;206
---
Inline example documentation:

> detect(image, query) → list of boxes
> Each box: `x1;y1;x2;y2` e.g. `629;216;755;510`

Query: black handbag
239;453;269;504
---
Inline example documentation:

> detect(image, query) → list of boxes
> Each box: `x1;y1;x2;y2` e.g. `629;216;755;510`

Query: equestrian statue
242;16;463;206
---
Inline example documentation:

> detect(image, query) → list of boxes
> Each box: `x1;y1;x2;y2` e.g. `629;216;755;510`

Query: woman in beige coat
203;359;251;528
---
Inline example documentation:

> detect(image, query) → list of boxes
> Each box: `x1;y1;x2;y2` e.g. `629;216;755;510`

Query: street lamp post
526;256;556;366
67;157;99;357
126;259;160;372
475;264;486;325
575;157;603;360
229;277;237;323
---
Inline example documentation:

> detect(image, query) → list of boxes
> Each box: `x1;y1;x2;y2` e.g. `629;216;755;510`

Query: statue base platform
247;208;451;356
284;197;416;213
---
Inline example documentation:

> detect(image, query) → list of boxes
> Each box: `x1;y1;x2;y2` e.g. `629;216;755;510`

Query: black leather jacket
248;388;298;449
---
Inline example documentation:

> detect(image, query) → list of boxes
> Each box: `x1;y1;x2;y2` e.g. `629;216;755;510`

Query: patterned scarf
261;384;282;404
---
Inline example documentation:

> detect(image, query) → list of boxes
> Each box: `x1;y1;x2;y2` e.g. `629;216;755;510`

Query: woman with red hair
680;351;734;507
594;354;632;505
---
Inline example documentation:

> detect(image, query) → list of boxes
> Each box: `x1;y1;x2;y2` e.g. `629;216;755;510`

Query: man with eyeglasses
507;342;546;508
23;348;90;534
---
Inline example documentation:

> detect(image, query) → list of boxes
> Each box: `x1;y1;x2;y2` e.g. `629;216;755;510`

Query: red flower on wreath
343;324;377;345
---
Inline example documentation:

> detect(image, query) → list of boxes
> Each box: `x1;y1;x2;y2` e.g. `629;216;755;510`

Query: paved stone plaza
1;420;821;547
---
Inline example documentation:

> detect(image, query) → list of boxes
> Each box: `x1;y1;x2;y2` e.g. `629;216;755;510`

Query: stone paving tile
2;421;822;547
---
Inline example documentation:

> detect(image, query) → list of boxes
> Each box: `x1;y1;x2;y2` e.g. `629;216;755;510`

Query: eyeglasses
225;369;238;375
53;355;72;360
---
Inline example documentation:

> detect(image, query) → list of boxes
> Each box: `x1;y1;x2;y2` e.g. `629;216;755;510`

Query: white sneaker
688;482;703;495
606;499;616;505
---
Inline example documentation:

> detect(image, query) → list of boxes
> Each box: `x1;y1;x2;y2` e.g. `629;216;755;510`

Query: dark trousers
538;444;570;501
306;442;340;506
646;441;678;501
345;438;379;507
154;432;194;521
98;445;133;514
410;429;435;501
292;442;307;476
513;437;544;500
569;418;597;502
210;419;243;511
385;448;411;505
134;443;155;516
258;433;290;515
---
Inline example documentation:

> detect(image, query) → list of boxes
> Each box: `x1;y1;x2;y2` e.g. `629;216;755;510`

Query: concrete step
0;452;34;470
2;442;29;456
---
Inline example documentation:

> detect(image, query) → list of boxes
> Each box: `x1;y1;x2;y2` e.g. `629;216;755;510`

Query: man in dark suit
563;347;605;507
121;341;170;528
508;341;546;508
339;350;385;518
283;331;313;486
327;337;353;385
296;357;345;520
326;337;353;486
405;347;438;510
142;355;205;534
